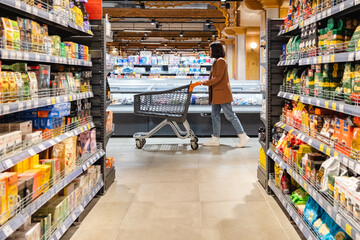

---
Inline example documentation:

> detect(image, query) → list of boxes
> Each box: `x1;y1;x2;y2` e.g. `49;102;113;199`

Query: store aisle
70;138;302;240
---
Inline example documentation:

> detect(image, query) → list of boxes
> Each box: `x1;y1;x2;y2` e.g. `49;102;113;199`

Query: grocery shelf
0;91;93;117
298;51;355;65
267;148;360;239
267;149;287;170
0;49;92;66
258;139;267;150
48;178;104;240
278;91;360;117
105;124;115;146
268;177;318;240
0;0;93;36
302;0;355;27
108;105;262;114
277;59;298;66
275;121;360;174
106;100;112;109
0;122;95;172
278;23;299;36
0;149;105;240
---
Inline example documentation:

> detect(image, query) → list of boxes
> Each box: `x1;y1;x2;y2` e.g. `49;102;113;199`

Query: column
235;34;246;80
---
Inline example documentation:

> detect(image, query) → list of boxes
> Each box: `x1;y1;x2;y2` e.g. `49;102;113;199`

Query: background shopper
202;42;250;147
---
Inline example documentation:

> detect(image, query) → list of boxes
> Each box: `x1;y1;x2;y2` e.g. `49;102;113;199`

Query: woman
201;42;250;147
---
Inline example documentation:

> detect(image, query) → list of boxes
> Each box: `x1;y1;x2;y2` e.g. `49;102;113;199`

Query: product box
40;158;61;184
0;135;5;159
0;123;10;133
29;154;39;169
0;172;18;224
24;131;42;148
25;222;41;240
19;169;42;198
106;110;113;133
33;164;51;192
10;121;32;136
342;120;354;149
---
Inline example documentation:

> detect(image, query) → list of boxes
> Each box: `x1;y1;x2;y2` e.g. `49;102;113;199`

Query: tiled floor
70;138;302;240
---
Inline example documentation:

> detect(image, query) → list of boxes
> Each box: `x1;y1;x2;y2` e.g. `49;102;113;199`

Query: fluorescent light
221;0;226;1
123;29;152;33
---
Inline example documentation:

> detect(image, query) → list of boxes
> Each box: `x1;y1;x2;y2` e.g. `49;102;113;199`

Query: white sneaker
203;135;220;147
237;133;250;148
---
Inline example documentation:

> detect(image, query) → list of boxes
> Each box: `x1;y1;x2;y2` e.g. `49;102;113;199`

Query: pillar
235;34;246;80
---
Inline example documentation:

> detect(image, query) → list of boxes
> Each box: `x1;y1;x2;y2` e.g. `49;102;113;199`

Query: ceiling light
141;37;145;41
212;33;216;38
144;32;148;36
164;43;168;46
151;19;155;26
205;20;213;26
143;47;147;50
171;37;175;41
250;42;258;49
180;32;184;37
156;23;161;28
208;38;211;42
221;0;226;2
198;43;201;47
139;2;145;9
126;42;129;46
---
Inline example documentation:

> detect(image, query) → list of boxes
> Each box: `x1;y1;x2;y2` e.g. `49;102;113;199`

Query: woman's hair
210;42;225;58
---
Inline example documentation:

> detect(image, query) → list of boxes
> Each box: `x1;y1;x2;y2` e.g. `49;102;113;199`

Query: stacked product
7;165;101;240
114;54;213;66
0;127;97;228
0;62;92;103
0;17;90;59
282;35;300;60
280;100;360;156
106;110;113;133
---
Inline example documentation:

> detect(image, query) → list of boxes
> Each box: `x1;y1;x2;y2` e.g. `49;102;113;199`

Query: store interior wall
245;32;260;80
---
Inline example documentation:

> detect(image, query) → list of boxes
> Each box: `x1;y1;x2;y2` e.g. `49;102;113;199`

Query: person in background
201;41;250;147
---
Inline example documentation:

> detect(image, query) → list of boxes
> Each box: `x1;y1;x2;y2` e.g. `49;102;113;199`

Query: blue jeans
212;103;244;137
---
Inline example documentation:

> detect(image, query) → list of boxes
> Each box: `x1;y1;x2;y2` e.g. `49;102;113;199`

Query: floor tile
116;228;202;240
121;202;201;229
135;183;199;202
70;228;119;240
100;182;139;202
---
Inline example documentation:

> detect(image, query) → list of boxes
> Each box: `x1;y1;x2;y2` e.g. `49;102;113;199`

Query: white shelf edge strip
275;121;360;175
0;49;92;67
278;91;360;117
268;179;317;240
0;149;105;240
48;179;103;240
0;92;94;117
267;148;360;239
0;122;95;173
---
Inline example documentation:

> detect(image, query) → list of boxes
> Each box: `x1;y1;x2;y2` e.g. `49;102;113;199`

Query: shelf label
304;182;308;190
10;51;16;59
49;14;54;22
307;58;310;65
16;51;22;60
334;151;339;157
32;7;38;15
72;213;77;221
3;105;10;114
308;139;313;145
15;0;21;8
51;97;56;104
55;231;61;239
24;52;29;60
26;4;31;12
4;159;14;169
325;101;329;109
335;214;342;225
61;225;67;233
356;51;360;60
340;2;345;11
331;55;335;62
293;95;299;101
327;8;331;16
320;144;325;152
28;149;36;156
318;56;322;64
332;102;337;110
326;147;331;155
46;55;51;62
349;52;355;61
69;95;72;101
2;224;13;237
35;54;40;61
346;224;352;237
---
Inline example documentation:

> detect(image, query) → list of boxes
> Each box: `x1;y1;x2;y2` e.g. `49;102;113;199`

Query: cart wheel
141;139;146;146
193;137;198;143
191;142;199;150
136;139;143;149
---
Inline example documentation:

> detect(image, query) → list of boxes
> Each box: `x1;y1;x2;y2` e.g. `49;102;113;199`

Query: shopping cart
133;82;202;150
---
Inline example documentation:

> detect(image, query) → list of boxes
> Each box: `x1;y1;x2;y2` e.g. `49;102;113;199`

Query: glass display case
108;78;262;114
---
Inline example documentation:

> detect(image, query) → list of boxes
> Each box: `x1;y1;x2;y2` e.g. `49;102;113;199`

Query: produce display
0;17;90;59
0;62;92;103
0;99;92;160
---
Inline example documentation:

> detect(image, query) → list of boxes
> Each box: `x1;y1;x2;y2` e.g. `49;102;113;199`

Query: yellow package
6;72;17;102
22;157;30;171
352;128;360;151
1;18;13;50
34;164;51;192
259;147;266;172
274;163;280;188
30;154;39;169
13;161;23;173
0;174;9;225
0;72;10;103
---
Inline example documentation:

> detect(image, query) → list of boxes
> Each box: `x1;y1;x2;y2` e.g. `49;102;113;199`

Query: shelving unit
265;1;360;237
0;2;108;239
89;18;115;192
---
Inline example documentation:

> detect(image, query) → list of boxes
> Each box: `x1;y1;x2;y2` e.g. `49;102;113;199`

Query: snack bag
14;72;24;101
6;72;17;102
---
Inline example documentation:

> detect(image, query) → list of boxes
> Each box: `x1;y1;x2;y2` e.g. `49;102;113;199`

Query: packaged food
7;72;18;102
40;158;61;183
10;20;20;51
19;169;42;198
1;18;13;50
33;164;51;192
27;71;38;99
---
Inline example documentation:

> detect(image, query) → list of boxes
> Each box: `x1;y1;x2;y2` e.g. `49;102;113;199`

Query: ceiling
105;1;234;53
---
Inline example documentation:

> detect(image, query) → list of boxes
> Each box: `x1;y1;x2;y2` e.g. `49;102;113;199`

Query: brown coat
203;58;233;105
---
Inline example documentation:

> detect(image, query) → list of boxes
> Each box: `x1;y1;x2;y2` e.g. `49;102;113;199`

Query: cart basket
134;84;193;123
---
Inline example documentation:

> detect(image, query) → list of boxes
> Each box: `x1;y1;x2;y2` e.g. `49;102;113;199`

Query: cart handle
189;81;202;92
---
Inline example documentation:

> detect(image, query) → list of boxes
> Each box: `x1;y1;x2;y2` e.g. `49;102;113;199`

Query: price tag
51;97;56;104
46;55;51;62
2;224;13;237
299;224;304;231
307;58;310;64
331;102;336;111
28;148;36;156
4;159;14;169
49;139;56;145
335;214;342;225
355;164;360;174
334;151;339;157
35;54;40;61
61;225;67;233
10;51;16;59
34;100;38;108
356;51;360;60
293;95;299;101
327;8;331;16
87;124;91;129
55;137;61;143
330;55;335;62
326;147;331;155
320;144;325;152
322;11;327;18
26;101;31;109
24;52;29;60
349;52;355;61
304;182;308;190
18;102;24;111
3;105;10;114
69;95;73;101
15;0;21;8
339;104;344;112
72;213;77;221
49;14;54;22
346;224;352;237
318;56;322;64
79;204;84;212
308;139;313;145
340;2;345;11
55;231;61;239
349;160;355;170
26;4;31;12
38;144;46;151
32;7;38;15
16;51;22;60
325;101;329;108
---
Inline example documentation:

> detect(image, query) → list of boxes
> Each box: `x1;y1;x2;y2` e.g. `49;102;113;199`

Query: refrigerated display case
108;79;262;136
